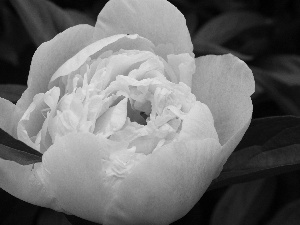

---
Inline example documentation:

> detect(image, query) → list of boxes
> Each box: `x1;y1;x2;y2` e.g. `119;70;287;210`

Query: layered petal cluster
0;0;254;224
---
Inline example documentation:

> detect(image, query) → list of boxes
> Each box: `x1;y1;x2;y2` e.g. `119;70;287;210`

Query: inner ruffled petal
20;42;216;160
17;87;60;151
94;97;128;137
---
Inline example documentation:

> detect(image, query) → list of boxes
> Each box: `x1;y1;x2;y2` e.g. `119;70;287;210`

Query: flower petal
17;87;60;151
16;24;94;125
192;54;254;145
0;98;17;137
48;34;155;89
215;117;252;179
42;132;117;223
94;98;128;137
167;53;195;87
179;101;219;142
0;159;60;211
93;0;193;54
104;138;222;225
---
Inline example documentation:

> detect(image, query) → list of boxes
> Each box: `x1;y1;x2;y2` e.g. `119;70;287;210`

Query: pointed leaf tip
0;128;42;165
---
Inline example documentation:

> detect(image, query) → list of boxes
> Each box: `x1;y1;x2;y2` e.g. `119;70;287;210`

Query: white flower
0;0;254;224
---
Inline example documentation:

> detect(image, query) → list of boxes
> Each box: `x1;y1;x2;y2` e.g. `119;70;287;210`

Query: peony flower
0;0;254;224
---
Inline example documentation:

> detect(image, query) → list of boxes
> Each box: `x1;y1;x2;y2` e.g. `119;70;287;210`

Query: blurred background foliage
0;0;300;224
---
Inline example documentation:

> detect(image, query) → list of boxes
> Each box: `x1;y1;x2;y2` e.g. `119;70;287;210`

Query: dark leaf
252;67;300;116
193;11;272;45
257;55;300;86
186;13;199;36
223;26;272;56
211;0;253;12
10;0;94;46
237;116;300;150
0;4;31;65
209;116;300;190
266;199;300;225
36;208;71;225
193;41;253;61
0;189;18;223
211;179;275;225
0;128;42;165
0;84;26;103
252;55;300;115
1;197;39;225
66;215;100;225
271;19;300;54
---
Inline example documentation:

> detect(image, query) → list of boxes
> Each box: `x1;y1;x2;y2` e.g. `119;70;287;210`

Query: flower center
18;48;197;157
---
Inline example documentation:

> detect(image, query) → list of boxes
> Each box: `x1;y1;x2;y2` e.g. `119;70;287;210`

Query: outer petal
93;0;193;54
49;34;155;89
104;139;222;225
41;132;115;223
0;98;17;137
15;24;94;127
192;54;254;146
0;159;60;211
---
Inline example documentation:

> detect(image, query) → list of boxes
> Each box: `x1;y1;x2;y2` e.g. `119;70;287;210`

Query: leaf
186;13;199;36
211;179;276;225
0;84;26;103
10;0;94;46
0;4;31;65
211;0;250;12
66;215;99;225
0;189;18;223
193;11;272;45
0;128;42;165
237;116;300;150
1;197;40;225
253;55;300;115
257;55;300;86
193;41;253;61
252;67;300;116
266;199;300;225
36;208;71;225
209;116;300;190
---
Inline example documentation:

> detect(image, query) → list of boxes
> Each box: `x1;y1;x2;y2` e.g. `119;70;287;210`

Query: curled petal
49;34;155;89
16;24;94;127
167;53;195;87
214;117;252;179
94;98;128;136
179;101;219;142
49;34;127;85
192;54;254;146
104;138;222;225
94;0;193;54
17;87;60;151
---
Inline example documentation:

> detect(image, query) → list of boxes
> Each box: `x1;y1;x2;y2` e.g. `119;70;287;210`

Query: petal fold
16;24;94;125
179;101;219;142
